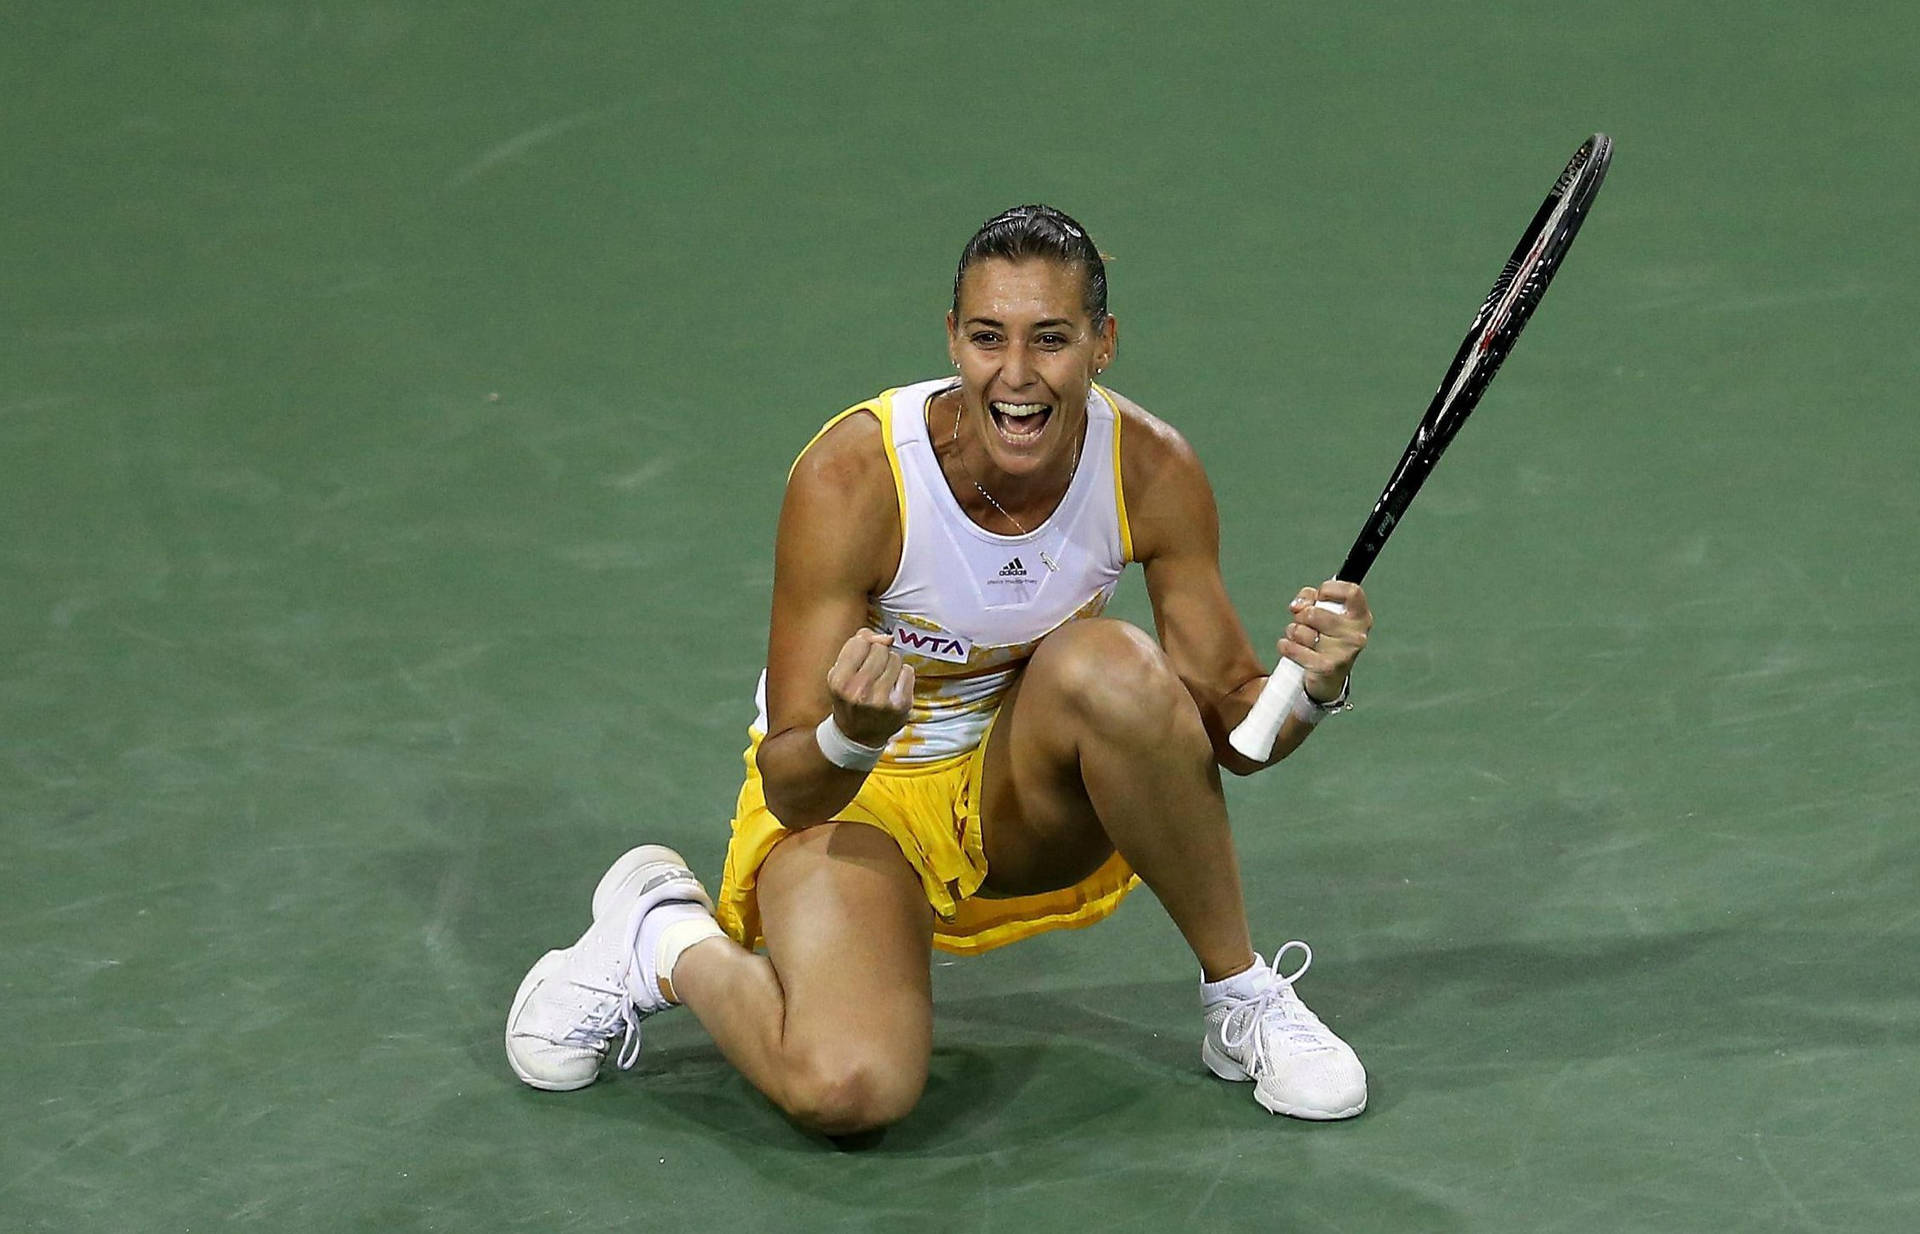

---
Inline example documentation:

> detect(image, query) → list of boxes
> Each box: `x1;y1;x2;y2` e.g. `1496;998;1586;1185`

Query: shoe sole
1201;1038;1367;1121
505;949;599;1092
591;844;712;920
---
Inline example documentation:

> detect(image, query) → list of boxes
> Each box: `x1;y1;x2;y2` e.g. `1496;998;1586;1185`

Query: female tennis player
505;205;1374;1134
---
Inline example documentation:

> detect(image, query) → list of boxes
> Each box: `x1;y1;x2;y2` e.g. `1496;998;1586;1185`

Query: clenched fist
826;629;916;747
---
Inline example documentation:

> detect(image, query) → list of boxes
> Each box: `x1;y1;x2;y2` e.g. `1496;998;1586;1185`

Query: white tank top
753;377;1134;766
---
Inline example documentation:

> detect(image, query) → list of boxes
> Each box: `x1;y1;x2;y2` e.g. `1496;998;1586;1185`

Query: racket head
1337;133;1612;582
1425;133;1612;457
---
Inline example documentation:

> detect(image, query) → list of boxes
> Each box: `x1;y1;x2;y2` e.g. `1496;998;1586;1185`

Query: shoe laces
609;897;652;1070
1219;940;1337;1058
553;901;652;1070
551;984;640;1067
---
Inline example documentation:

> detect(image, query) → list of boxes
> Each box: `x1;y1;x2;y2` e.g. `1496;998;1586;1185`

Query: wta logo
891;625;972;664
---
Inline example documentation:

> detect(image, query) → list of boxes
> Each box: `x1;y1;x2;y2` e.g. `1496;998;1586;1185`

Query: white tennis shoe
504;845;718;1091
1201;941;1367;1120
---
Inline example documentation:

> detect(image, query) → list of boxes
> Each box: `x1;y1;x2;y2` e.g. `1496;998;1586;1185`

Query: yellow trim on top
1095;383;1134;563
875;388;908;535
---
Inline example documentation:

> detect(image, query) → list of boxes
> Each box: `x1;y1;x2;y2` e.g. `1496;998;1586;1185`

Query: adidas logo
998;558;1027;577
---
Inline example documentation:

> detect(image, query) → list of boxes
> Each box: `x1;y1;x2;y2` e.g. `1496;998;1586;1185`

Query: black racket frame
1335;133;1613;584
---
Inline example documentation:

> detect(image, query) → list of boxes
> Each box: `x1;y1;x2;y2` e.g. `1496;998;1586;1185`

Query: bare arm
755;412;916;827
1117;398;1371;776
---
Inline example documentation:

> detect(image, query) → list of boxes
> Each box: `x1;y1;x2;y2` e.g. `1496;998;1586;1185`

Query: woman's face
946;256;1116;480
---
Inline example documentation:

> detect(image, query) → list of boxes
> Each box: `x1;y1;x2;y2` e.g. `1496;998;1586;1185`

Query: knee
780;1048;925;1137
1034;620;1203;744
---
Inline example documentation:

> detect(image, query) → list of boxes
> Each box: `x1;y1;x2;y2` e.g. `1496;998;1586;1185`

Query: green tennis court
5;3;1915;1229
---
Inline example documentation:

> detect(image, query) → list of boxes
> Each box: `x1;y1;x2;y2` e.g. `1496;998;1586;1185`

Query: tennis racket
1229;133;1613;760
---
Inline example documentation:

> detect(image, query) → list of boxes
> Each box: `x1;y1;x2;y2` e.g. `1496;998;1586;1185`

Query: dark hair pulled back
952;204;1108;327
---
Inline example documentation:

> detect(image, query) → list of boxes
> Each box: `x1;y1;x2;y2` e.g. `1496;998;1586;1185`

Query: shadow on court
500;916;1920;1141
387;771;1920;1133
567;1036;1468;1231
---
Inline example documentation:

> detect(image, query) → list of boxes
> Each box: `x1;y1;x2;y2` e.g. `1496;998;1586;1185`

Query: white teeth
991;402;1048;419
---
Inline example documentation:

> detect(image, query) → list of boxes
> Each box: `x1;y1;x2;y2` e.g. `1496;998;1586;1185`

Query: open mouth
989;401;1052;445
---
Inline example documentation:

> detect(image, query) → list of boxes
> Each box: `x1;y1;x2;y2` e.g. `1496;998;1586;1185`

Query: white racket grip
1227;599;1346;761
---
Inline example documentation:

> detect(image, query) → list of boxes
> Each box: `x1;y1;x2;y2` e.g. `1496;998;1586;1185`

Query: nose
1000;341;1034;391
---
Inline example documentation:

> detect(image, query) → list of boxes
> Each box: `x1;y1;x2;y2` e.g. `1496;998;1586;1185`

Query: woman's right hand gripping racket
1229;133;1613;761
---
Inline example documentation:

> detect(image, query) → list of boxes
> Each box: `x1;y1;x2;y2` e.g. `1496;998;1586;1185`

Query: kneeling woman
506;204;1373;1133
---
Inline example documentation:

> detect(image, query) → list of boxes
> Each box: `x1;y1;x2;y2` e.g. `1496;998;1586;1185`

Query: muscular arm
755;412;913;827
1117;398;1368;776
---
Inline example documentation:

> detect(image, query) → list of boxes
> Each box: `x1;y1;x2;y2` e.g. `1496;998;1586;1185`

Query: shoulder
1107;386;1205;487
788;403;892;498
1106;388;1215;561
778;401;902;593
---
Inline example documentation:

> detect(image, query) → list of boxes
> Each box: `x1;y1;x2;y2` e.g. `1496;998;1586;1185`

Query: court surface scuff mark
446;107;613;188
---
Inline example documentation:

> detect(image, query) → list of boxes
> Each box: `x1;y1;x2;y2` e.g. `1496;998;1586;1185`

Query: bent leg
671;822;933;1136
979;618;1256;982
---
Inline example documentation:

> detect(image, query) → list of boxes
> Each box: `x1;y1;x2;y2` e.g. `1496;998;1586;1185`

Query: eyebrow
963;316;1076;330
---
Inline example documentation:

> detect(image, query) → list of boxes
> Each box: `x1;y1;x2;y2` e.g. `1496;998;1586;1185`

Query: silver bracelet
1290;675;1353;727
814;714;886;771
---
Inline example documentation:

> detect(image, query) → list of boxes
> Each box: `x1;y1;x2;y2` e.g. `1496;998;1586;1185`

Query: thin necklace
949;396;1079;567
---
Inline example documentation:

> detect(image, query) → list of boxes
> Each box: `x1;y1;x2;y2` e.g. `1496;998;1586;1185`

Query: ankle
636;903;725;1004
1199;950;1261;986
1199;953;1269;1005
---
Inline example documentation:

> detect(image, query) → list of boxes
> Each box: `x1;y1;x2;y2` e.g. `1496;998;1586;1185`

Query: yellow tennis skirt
716;726;1139;955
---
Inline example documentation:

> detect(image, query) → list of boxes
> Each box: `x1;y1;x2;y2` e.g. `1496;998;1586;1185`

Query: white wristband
1289;675;1353;728
814;714;886;771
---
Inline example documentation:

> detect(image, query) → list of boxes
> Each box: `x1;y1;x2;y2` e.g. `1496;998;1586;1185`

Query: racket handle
1227;600;1346;761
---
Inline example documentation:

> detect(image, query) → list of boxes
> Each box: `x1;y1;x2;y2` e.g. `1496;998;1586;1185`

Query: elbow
1219;747;1271;777
1215;727;1298;776
755;736;810;830
760;784;818;831
754;730;851;831
1211;719;1281;777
